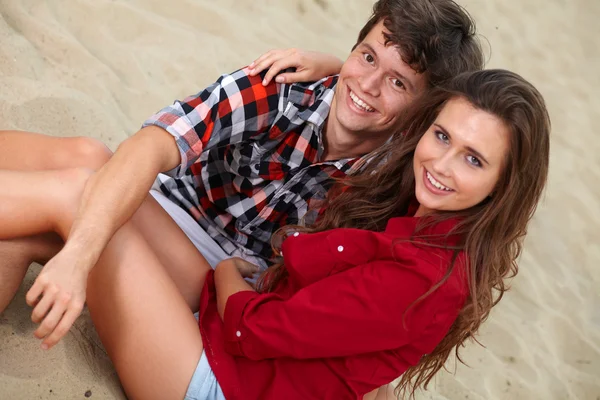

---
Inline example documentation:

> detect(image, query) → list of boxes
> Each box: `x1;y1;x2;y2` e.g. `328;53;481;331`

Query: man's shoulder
212;67;337;106
213;67;278;96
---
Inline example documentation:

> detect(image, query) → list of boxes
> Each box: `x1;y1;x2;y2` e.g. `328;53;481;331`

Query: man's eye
363;53;374;63
392;78;405;89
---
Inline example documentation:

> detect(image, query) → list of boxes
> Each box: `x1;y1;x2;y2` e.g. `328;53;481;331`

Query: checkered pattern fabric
143;67;362;267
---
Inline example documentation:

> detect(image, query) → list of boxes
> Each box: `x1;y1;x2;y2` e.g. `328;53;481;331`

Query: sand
0;0;598;399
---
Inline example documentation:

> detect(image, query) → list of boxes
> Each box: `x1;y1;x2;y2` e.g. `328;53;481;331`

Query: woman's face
412;97;510;216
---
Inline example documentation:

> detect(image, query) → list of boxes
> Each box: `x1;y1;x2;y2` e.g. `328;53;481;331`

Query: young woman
0;68;550;399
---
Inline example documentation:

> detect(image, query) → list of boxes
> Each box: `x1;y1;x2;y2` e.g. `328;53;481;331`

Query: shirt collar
287;75;338;128
384;211;463;247
286;76;388;173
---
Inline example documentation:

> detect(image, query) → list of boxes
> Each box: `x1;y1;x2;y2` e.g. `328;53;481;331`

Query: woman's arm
220;259;462;360
214;258;258;319
249;48;343;85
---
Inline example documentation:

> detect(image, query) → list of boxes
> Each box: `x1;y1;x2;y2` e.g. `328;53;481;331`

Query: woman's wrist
215;259;238;276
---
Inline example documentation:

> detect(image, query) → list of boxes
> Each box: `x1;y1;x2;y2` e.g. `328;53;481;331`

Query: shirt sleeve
222;257;462;360
142;68;280;178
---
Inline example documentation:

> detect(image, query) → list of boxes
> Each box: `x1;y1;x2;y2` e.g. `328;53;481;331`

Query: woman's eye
467;155;482;167
363;53;374;63
435;131;449;142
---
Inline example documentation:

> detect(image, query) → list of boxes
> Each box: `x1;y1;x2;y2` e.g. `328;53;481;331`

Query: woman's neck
414;205;432;217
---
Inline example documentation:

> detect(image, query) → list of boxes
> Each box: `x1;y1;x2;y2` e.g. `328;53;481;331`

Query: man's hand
26;246;89;350
23;126;180;350
249;48;343;86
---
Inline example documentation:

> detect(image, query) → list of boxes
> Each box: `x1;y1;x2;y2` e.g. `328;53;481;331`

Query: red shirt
198;215;469;399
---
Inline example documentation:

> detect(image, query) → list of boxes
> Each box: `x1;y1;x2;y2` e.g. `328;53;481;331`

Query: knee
67;137;113;170
62;167;94;203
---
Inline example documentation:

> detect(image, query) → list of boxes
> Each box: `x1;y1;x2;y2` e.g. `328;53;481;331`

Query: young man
0;0;483;348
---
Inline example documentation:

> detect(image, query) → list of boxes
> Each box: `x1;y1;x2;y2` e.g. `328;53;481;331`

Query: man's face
329;20;428;141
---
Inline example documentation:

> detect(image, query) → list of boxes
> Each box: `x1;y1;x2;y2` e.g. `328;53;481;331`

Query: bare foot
0;234;62;313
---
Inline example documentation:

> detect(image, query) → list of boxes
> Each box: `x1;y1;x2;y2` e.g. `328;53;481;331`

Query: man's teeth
426;171;452;191
349;91;374;112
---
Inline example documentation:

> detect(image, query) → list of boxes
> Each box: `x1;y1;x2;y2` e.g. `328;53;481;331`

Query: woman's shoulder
385;216;469;294
286;216;464;265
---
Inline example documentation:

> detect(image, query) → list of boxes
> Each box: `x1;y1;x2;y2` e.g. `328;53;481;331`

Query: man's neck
322;117;391;161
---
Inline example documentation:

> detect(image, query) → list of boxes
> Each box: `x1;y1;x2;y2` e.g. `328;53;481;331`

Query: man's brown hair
354;0;484;86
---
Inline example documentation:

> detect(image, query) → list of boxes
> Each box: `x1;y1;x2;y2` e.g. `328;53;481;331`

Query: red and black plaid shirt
143;67;365;267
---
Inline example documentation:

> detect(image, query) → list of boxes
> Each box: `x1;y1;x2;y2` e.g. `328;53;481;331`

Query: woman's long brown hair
257;69;551;398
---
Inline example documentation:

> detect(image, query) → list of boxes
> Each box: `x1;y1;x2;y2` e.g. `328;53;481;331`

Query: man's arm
66;125;180;267
26;125;180;350
30;67;281;349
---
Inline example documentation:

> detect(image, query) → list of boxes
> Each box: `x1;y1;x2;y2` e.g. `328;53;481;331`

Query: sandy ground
0;0;598;399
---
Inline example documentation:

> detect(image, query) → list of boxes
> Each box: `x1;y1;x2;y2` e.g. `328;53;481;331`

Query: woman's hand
25;246;89;350
249;48;344;86
229;257;260;279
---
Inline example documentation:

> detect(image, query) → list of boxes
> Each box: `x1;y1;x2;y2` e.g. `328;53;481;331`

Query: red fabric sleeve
222;257;460;360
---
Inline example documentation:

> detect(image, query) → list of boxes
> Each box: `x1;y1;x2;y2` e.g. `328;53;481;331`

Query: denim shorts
184;351;226;400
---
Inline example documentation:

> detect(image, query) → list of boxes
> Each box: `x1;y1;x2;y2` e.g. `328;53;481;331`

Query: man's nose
358;71;382;97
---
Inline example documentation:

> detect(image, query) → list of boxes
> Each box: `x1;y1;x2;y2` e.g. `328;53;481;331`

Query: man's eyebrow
360;42;416;94
433;123;491;165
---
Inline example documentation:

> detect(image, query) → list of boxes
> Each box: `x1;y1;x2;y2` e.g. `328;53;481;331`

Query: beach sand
0;0;598;399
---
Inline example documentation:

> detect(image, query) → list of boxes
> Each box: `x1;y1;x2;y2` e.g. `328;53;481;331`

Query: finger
34;298;67;339
30;287;58;324
251;53;282;78
249;50;280;75
250;51;273;70
263;59;297;85
25;279;45;307
245;265;260;278
275;70;312;84
253;49;277;66
41;303;83;350
252;49;296;81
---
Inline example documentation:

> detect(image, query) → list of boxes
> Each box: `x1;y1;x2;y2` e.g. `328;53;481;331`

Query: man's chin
338;118;377;134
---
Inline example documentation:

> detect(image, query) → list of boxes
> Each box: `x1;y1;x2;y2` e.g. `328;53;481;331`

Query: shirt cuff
223;290;261;357
141;114;193;178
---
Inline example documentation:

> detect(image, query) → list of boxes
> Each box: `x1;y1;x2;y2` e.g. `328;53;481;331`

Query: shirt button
293;232;300;237
337;246;344;252
236;331;241;338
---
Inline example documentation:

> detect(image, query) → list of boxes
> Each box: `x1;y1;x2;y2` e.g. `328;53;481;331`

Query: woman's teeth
426;171;452;191
349;91;374;112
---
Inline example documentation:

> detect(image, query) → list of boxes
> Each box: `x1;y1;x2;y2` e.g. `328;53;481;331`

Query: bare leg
0;234;62;313
0;167;209;398
0;167;207;399
87;223;206;399
0;130;113;311
0;131;211;310
0;130;112;171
